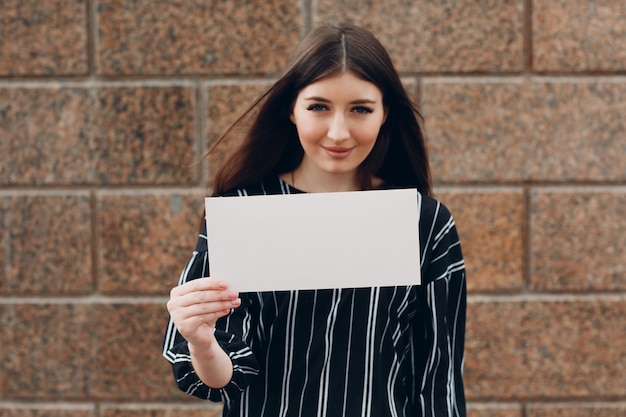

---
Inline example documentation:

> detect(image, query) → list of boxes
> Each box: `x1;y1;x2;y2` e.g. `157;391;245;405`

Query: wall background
1;1;625;416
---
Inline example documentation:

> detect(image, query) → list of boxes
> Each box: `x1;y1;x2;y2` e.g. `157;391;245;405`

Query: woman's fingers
170;277;228;297
169;277;239;308
170;296;241;319
166;277;241;342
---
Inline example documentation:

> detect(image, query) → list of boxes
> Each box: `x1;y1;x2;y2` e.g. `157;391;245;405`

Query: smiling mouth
322;146;354;159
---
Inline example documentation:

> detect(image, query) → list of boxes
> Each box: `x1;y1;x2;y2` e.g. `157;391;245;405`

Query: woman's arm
417;197;467;417
162;227;260;402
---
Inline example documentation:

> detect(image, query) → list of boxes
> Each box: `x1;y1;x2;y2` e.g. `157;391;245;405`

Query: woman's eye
353;106;373;114
306;104;327;112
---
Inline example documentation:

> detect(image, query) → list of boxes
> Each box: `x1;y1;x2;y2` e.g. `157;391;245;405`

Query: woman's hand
167;277;241;349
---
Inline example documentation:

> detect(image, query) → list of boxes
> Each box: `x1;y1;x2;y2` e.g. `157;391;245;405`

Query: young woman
163;24;467;417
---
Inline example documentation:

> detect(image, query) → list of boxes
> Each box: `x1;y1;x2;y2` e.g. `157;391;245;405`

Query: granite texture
1;303;183;400
2;304;94;399
436;190;524;292
0;0;88;76
0;88;94;185
467;406;521;417
98;192;205;295
101;408;222;417
0;305;7;396
315;0;524;73
92;86;196;185
90;304;185;400
423;80;626;183
2;195;92;295
97;0;303;75
529;405;626;417
0;200;7;294
206;82;274;188
533;0;626;72
530;190;626;291
0;86;196;186
465;298;626;399
0;411;93;417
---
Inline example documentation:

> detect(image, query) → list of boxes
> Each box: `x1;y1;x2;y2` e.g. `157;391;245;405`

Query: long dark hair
210;23;431;196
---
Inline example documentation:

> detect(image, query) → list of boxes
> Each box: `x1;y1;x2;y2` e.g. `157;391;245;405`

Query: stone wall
1;1;625;416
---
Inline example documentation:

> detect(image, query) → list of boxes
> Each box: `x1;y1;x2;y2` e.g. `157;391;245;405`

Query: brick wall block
467;405;522;417
465;298;626;400
100;407;222;417
528;404;626;417
90;304;186;400
92;86;197;185
0;0;88;76
0;302;193;401
1;194;92;295
315;0;524;73
533;0;626;72
2;304;95;399
0;409;94;417
98;192;205;295
0;88;94;185
436;190;525;292
0;86;196;186
531;189;626;291
96;0;303;75
423;80;626;183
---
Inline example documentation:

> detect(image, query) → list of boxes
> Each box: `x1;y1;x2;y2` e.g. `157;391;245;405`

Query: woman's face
290;71;386;189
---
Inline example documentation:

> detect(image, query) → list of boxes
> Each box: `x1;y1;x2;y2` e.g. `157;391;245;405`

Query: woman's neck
283;165;360;193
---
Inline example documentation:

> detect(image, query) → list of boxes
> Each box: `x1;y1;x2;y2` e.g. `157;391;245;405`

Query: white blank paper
205;188;420;292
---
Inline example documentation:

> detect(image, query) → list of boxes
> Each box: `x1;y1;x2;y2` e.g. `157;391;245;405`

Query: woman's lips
322;146;354;159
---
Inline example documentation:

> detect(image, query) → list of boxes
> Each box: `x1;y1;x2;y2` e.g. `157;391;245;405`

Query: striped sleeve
416;196;467;417
161;226;260;404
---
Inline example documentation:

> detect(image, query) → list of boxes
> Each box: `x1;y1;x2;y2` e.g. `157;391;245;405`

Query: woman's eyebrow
303;96;378;104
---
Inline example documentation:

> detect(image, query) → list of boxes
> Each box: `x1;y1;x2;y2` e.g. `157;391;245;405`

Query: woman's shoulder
220;176;298;197
416;192;456;234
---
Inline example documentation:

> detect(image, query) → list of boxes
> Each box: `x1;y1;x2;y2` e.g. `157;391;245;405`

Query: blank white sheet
205;188;420;292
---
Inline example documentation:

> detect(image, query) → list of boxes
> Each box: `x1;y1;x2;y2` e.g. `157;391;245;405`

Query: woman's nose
327;114;350;141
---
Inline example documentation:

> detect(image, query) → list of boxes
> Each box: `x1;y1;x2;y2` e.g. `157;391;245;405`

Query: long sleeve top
163;176;467;417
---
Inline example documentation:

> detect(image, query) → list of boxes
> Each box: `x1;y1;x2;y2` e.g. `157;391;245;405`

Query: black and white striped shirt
163;177;466;417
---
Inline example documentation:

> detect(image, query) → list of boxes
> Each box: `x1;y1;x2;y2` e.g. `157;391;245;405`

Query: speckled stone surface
2;304;94;399
2;195;92;295
92;86;197;185
467;406;522;417
0;0;88;76
533;0;626;72
0;86;196;186
0;411;94;417
0;88;94;185
436;190;524;292
0;200;7;294
205;82;275;188
315;0;524;73
98;192;205;295
97;0;303;75
529;405;626;417
530;190;626;291
1;303;187;401
89;304;185;400
465;298;626;399
101;408;222;417
423;80;626;183
0;305;8;395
